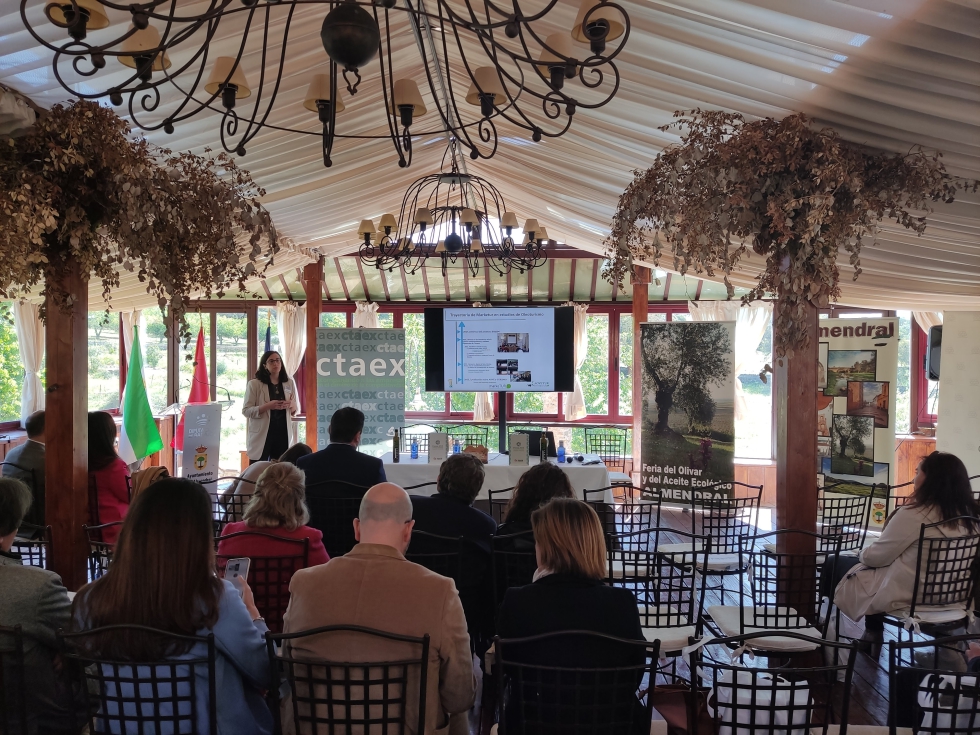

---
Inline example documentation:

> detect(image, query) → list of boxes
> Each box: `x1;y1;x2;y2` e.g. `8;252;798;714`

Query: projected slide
442;308;556;391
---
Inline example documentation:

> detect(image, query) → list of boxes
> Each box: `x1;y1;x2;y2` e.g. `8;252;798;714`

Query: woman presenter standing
243;351;299;464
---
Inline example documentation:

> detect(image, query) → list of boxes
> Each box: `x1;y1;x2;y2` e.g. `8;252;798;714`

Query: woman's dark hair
255;350;291;384
504;462;574;524
88;411;120;471
437;453;486;505
910;451;980;530
279;442;313;465
72;478;223;660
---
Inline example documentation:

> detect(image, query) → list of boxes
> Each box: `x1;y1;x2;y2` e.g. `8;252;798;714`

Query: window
215;312;249;474
89;311;120;411
0;303;23;424
141;307;168;413
914;320;939;427
895;312;912;435
404;312;445;413
736;325;772;459
619;314;632;416
320;311;348;328
581;314;609;415
257;306;279;355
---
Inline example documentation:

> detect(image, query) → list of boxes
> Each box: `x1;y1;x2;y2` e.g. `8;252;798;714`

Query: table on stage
379;452;613;502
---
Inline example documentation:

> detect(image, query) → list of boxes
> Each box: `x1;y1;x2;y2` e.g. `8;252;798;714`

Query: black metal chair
584;486;660;540
442;424;490;449
493;630;660;735
584;426;628;473
816;489;873;555
0;624;26;735
208;488;254;536
304;480;369;559
403;481;439;493
400;424;436;453
11;522;52;570
706;529;843;653
59;625;217;735
888;633;980;734
215;532;310;634
488;486;515;524
83;522;122;581
491;530;537;606
606;528;709;657
885;479;916;516
880;518;980;642
689;631;857;735
266;625;429;735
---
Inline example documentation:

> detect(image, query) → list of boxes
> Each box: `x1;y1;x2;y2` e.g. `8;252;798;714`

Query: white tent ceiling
1;0;978;310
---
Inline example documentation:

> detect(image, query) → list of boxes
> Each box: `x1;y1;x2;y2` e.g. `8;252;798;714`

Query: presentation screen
425;307;574;393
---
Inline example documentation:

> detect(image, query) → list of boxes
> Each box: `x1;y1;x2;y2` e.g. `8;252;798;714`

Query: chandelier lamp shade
25;0;630;168
358;141;549;276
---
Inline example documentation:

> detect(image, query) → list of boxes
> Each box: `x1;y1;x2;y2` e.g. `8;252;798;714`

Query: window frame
911;322;938;429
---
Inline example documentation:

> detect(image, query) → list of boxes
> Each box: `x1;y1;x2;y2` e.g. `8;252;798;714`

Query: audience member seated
495;462;574;550
220;442;312;521
0;477;86;735
88;411;131;545
217;462;329;567
72;478;273;735
283;483;476;735
823;451;980;655
296;407;386;491
1;410;46;526
129;465;169;503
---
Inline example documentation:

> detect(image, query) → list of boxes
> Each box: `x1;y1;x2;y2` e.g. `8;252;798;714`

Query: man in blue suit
297;407;387;491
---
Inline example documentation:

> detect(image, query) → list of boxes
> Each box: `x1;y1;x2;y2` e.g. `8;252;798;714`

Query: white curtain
120;309;143;361
688;300;773;421
12;301;44;427
352;301;380;329
276;302;307;445
470;302;495;421
912;311;943;333
563;303;589;421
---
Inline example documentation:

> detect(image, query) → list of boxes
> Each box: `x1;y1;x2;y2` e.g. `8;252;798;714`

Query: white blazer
242;378;299;460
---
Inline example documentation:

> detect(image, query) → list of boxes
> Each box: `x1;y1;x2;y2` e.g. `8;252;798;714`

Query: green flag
119;326;163;464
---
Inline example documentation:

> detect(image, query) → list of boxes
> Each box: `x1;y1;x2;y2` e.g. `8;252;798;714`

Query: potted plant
0;99;279;341
603;110;975;357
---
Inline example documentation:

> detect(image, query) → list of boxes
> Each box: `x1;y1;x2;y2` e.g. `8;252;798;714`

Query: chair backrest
11;522;52;570
910;518;980;617
492;530;537;606
584;486;660;538
88;473;101;527
687;484;763;554
400;424;436;453
267;625;430;735
209;490;254;535
690;631;857;735
59;624;217;735
442;424;490;448
607;528;709;634
889;634;980;735
0;625;26;735
494;630;659;735
885;480;916;516
488;486;515;524
0;462;35;491
405;530;466;583
215;531;310;634
83;522;123;581
304;480;369;559
817;491;872;553
584;427;628;472
743;529;842;631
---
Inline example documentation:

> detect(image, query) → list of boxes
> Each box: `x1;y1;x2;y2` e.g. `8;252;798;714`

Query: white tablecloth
380;452;612;502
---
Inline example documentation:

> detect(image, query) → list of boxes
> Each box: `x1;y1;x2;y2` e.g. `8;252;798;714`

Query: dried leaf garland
603;110;977;357
0;100;279;344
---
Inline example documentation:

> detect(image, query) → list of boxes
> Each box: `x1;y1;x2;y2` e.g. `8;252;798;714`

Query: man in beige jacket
282;482;477;735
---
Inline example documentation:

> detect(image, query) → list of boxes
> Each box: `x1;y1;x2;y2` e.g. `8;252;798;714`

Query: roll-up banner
181;402;223;487
315;328;406;453
817;318;898;527
639;321;737;501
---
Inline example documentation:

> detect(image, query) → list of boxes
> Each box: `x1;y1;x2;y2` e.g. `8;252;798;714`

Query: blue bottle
411;437;419;460
557;440;566;464
453;439;461;454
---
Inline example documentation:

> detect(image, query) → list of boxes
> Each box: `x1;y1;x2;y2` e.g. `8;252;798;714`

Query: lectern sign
181;402;222;486
639;322;737;501
315;328;406;453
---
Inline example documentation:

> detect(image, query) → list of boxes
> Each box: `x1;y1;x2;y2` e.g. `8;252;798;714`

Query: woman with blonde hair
497;498;642;666
217;462;329;566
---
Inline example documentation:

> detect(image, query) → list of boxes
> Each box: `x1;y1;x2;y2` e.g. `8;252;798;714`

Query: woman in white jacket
824;451;979;654
242;351;299;464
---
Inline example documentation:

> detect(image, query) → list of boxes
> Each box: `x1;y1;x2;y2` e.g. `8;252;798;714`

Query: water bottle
453;439;461;454
410;436;419;460
557;440;566;464
392;429;400;463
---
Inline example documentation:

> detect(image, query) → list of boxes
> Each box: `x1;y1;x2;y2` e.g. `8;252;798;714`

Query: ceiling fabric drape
912;311;944;333
2;1;978;309
564;303;590;421
276;302;307;445
11;301;44;427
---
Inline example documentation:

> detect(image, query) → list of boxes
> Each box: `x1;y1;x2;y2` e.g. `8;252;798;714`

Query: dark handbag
649;684;714;735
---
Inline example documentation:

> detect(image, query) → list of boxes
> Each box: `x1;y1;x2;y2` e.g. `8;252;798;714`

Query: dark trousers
820;554;884;632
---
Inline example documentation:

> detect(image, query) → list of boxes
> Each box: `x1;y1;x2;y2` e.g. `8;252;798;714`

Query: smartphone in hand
224;557;250;598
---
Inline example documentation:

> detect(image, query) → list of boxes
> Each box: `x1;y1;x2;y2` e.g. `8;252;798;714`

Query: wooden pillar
631;266;651;476
45;264;89;590
303;259;323;448
774;299;819;561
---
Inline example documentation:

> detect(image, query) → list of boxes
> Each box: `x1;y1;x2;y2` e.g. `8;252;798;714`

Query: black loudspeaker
926;325;942;381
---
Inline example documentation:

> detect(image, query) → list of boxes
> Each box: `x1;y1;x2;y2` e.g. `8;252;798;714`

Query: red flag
172;328;210;451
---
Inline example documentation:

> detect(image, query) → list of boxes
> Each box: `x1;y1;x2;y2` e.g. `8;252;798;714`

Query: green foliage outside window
0;303;23;422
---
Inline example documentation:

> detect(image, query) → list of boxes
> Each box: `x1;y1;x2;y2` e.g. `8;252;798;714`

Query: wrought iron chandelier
357;139;548;276
24;0;630;168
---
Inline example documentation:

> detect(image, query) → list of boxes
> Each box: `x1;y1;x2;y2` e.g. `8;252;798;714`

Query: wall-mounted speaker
926;325;942;381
